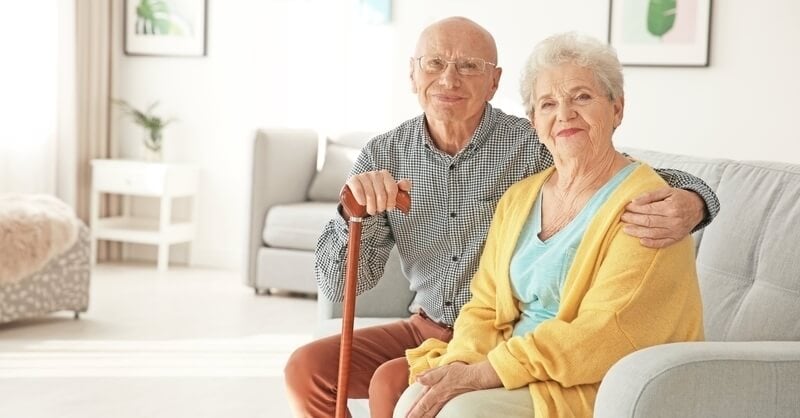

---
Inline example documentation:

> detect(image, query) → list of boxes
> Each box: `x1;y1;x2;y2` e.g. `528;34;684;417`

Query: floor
0;263;317;418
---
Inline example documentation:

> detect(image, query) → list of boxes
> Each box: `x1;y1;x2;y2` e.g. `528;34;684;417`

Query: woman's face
530;63;623;162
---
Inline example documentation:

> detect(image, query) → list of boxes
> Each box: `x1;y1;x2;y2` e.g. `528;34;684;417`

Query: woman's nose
556;102;575;121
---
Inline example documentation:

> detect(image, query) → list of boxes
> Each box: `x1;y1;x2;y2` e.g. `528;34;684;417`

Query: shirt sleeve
314;145;397;303
652;168;720;231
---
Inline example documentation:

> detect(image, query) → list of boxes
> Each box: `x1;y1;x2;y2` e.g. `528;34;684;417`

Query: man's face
409;23;501;127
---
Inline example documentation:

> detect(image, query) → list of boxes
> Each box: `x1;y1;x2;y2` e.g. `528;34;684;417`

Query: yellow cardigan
406;164;704;418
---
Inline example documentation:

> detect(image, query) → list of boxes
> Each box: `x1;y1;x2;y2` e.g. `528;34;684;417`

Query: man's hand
345;170;412;215
406;362;501;418
621;186;706;248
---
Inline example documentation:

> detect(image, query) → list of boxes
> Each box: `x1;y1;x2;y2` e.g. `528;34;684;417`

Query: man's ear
485;67;502;101
409;58;418;94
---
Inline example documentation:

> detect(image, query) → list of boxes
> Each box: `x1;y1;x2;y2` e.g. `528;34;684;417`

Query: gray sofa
246;129;384;296
311;146;800;417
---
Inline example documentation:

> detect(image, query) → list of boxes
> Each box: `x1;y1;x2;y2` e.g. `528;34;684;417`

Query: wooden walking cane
335;185;411;418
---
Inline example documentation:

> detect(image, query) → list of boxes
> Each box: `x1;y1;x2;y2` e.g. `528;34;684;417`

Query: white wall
113;0;800;271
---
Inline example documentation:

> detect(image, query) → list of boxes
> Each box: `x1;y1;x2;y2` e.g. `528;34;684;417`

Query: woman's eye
576;93;591;101
540;102;555;109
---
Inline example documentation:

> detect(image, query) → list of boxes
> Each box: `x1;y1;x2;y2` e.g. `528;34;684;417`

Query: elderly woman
393;32;704;418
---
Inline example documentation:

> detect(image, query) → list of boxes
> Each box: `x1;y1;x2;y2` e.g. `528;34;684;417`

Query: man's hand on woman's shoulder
621;186;705;248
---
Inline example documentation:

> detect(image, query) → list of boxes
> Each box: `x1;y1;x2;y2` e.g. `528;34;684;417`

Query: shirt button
451;256;459;262
450;212;457;218
449;165;455;170
444;301;453;307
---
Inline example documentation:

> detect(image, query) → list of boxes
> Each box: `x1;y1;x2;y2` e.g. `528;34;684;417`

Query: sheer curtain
0;1;59;194
75;0;115;224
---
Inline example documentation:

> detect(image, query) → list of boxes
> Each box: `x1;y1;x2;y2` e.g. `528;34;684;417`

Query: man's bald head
415;17;498;64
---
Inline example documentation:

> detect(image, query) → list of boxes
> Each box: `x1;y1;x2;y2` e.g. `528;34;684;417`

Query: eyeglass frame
412;55;497;76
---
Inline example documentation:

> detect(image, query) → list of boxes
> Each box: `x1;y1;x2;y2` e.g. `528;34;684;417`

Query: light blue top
510;162;639;337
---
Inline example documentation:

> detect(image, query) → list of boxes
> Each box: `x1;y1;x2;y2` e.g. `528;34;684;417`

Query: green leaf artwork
135;0;174;35
647;0;677;37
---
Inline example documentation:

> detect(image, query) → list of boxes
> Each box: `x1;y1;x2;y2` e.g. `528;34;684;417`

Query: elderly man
285;17;719;418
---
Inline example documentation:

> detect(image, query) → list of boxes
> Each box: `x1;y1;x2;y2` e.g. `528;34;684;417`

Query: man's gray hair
520;32;624;116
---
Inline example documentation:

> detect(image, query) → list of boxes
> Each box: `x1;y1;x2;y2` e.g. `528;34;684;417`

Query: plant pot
141;130;163;162
140;145;163;162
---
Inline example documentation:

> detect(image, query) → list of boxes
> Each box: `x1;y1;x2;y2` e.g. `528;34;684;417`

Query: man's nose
437;63;460;88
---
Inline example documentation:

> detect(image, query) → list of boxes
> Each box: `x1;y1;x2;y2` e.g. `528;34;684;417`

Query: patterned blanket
0;194;80;283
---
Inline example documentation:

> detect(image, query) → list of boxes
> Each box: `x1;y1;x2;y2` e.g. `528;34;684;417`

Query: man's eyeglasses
414;55;496;76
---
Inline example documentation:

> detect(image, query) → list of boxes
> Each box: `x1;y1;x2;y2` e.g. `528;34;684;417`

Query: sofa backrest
625;148;800;342
306;132;377;202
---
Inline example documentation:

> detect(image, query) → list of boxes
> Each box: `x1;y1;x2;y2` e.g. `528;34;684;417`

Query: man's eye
540;102;555;109
426;58;445;68
576;93;592;101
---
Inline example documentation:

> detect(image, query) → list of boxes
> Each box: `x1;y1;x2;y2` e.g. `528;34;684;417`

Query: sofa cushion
262;202;339;251
307;132;376;202
694;161;800;341
307;144;361;202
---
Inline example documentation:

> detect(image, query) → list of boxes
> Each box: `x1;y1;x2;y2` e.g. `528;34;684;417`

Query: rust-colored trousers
284;313;453;418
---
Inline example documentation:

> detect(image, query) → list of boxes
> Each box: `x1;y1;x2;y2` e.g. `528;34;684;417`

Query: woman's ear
613;96;624;127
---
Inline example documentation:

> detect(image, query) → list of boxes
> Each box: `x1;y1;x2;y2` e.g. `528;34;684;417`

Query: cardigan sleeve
487;225;702;390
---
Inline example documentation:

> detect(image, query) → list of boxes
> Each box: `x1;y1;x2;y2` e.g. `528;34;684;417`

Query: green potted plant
114;99;176;161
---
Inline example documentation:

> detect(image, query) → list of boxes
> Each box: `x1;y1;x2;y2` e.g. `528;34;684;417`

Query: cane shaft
335;185;410;417
335;220;361;418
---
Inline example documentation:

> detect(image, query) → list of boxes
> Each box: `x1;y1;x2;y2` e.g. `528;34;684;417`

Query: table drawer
92;162;167;195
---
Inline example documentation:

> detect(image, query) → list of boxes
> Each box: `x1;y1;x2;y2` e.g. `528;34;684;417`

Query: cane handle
340;185;411;218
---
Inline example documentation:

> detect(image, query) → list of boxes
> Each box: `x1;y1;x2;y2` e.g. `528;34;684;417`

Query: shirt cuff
678;183;720;232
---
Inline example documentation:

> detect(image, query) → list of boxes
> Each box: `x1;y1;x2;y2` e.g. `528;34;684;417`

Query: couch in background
245;129;380;295
313;147;800;417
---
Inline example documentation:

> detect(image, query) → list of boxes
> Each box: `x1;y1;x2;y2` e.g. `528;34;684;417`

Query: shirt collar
417;103;498;158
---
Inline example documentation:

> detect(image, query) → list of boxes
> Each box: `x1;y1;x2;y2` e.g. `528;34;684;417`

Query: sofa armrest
317;248;415;321
245;128;319;287
595;341;800;418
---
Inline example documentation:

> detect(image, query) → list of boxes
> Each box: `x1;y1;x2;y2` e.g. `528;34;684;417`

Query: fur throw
0;194;80;283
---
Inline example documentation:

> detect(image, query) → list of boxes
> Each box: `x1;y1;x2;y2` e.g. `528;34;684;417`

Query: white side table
90;159;199;271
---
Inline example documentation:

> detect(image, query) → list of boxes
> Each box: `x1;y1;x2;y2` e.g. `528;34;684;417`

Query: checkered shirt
315;104;720;326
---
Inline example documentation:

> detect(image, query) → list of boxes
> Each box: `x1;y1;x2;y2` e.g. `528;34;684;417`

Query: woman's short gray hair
520;32;624;116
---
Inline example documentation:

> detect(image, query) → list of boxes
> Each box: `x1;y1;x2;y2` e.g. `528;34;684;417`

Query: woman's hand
621;186;705;248
406;361;502;418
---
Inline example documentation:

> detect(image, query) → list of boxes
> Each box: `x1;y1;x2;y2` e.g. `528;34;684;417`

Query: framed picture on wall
124;0;208;57
608;0;712;67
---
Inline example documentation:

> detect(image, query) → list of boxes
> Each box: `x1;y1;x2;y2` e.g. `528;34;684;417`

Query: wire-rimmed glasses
414;55;496;76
